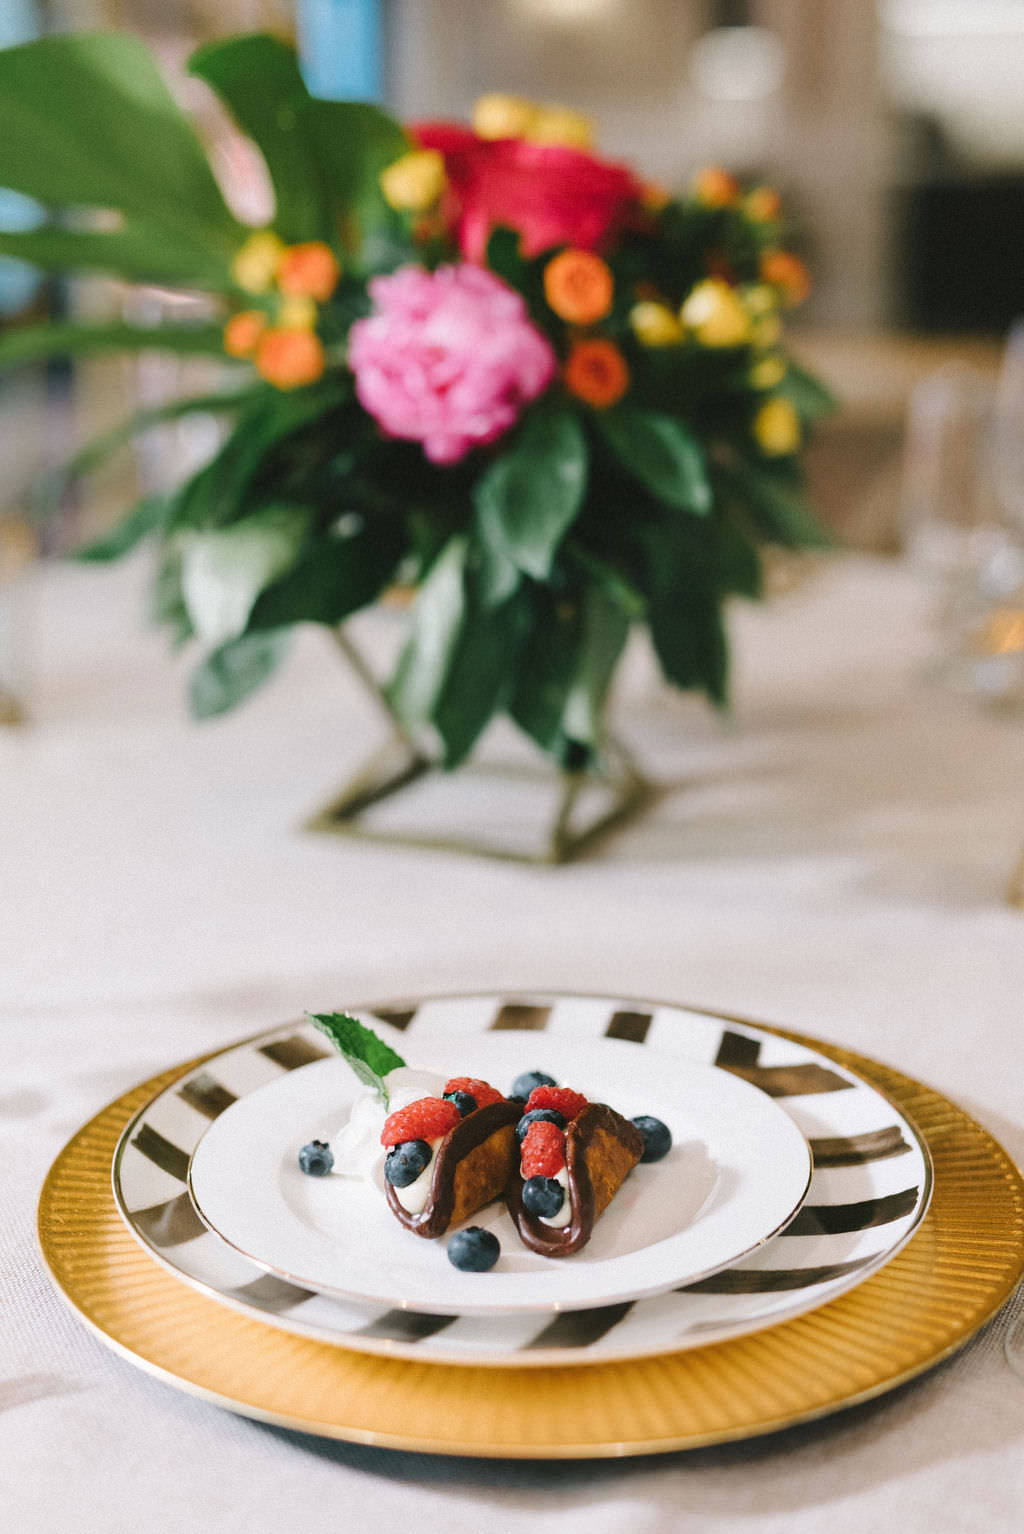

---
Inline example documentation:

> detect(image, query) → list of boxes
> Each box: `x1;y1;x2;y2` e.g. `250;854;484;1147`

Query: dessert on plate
380;1078;520;1238
506;1084;647;1257
303;1013;671;1268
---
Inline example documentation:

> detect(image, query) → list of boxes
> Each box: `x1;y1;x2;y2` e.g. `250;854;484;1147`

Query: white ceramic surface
187;1032;813;1315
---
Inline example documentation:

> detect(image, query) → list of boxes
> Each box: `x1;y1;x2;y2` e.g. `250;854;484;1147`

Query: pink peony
347;263;556;464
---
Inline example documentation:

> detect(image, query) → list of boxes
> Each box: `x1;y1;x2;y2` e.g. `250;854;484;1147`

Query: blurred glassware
0;512;35;724
902;358;1024;704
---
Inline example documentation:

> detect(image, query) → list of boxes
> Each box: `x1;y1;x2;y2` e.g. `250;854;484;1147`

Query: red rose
414;122;643;262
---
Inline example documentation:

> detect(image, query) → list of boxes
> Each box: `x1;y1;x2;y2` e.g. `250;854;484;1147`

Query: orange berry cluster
223;236;341;391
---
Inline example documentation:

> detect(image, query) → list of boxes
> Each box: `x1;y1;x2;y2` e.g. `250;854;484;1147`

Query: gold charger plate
38;1024;1024;1459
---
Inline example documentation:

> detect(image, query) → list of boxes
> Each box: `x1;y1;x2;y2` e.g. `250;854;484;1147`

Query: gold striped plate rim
37;1026;1024;1459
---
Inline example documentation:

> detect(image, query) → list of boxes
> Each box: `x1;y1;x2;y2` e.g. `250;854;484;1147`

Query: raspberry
443;1076;505;1109
525;1085;588;1122
381;1096;459;1148
521;1119;566;1179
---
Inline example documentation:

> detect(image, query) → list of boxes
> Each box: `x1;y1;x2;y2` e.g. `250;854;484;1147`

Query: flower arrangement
0;33;833;770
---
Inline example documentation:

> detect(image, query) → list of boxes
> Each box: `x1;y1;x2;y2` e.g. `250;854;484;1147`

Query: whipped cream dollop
539;1166;572;1228
331;1066;447;1180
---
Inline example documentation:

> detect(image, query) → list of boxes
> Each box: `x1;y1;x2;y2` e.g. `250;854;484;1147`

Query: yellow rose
630;300;684;347
528;104;594;150
750;354;787;390
276;295;317;332
472;92;537;140
753;397;801;455
379;149;447;212
680;279;751;348
231;230;285;295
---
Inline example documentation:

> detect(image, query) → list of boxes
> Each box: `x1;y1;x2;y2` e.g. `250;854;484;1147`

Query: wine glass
901;361;1013;695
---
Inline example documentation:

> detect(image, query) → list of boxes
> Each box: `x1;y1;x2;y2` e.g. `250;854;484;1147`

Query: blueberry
521;1175;565;1218
384;1138;431;1187
447;1227;500;1272
511;1070;557;1100
298;1139;334;1176
514;1107;567;1143
632;1115;672;1163
443;1090;478;1118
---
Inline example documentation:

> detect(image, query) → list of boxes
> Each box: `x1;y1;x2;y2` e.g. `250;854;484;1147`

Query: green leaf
169;379;352;530
72;495;169;562
307;1011;406;1104
778;362;838;422
386;536;468;728
598;407;711;514
562;586;631;749
180;505;310;645
248;518;406;629
649;580;729;704
0;222;231;289
0;319;226;371
474;403;588;581
188;628;292;717
721;461;833;550
306;99;409;253
36;387;259;523
0;34;239;247
432;586;532;767
189;35;329;244
509;593;585;755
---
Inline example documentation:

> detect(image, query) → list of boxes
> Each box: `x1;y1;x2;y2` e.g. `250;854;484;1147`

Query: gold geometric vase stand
304;631;657;865
38;1022;1024;1459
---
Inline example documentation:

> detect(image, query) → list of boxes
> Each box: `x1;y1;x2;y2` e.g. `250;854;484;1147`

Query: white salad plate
186;1031;813;1315
112;994;932;1366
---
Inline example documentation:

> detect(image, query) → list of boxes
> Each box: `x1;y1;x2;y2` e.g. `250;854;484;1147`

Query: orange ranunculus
693;166;739;207
543;249;614;325
255;328;326;390
759;249;811;307
223;309;267;358
277;242;341;302
563;338;629;408
745;185;782;223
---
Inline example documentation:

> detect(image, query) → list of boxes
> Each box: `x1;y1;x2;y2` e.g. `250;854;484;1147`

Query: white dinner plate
112;995;932;1365
186;1031;813;1315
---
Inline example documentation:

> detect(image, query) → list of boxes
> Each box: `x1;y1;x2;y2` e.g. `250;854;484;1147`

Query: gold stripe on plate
37;1032;1024;1459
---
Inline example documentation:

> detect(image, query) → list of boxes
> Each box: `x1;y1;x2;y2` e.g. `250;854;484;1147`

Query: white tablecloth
2;552;1022;1532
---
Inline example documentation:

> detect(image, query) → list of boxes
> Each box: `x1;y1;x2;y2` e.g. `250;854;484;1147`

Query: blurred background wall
4;0;1024;554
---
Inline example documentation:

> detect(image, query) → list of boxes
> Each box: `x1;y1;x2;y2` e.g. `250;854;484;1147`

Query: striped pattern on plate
112;994;931;1366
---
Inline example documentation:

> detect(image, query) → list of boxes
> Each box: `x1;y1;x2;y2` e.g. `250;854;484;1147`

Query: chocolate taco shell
506;1102;644;1257
384;1099;520;1239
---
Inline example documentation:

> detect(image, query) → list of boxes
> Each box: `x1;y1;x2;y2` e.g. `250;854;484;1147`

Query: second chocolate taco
506;1086;645;1257
381;1077;520;1239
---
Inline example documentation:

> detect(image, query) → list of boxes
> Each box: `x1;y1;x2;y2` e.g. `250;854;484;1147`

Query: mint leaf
307;1011;406;1105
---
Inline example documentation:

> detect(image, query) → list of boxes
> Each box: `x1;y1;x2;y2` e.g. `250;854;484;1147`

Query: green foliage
474;402;588;582
0;33;240;264
0;320;226;371
179;504;311;645
188;628;292;717
597;407;711;514
189;35;330;246
306;1012;407;1103
73;496;170;562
